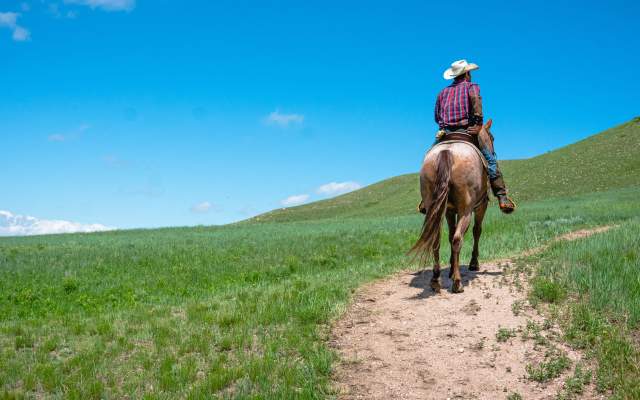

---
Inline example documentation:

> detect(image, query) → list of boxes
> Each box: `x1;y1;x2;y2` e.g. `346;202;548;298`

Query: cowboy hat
443;59;479;80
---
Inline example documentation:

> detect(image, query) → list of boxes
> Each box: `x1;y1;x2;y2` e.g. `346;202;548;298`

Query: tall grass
528;218;640;398
0;187;638;398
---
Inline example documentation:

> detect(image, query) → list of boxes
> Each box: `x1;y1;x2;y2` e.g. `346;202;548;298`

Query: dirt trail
332;227;613;400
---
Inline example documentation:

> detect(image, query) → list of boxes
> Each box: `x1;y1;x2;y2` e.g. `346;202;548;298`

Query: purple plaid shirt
434;80;482;129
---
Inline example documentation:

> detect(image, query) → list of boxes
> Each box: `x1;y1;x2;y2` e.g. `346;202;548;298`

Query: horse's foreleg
469;201;488;271
451;212;472;293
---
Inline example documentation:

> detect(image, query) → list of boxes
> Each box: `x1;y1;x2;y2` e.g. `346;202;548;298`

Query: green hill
254;117;640;223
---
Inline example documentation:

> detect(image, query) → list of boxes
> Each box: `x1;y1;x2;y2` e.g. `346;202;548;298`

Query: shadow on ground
408;266;503;299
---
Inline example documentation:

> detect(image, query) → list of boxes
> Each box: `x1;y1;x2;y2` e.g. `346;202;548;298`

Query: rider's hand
467;125;481;135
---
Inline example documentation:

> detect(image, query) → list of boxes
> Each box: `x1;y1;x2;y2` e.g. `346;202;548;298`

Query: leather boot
490;176;516;214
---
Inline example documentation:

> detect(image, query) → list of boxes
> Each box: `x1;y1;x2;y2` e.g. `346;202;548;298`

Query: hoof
431;280;441;293
468;263;479;272
452;280;464;293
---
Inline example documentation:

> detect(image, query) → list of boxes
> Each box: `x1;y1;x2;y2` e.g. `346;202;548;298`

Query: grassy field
255;117;640;223
1;186;639;399
526;218;640;399
1;118;639;398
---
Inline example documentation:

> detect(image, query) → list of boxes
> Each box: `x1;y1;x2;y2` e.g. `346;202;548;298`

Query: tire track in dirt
332;226;613;400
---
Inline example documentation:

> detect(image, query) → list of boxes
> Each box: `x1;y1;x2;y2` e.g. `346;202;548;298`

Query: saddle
427;134;488;172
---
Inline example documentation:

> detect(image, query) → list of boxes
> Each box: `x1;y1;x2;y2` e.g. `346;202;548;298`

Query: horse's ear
485;119;493;130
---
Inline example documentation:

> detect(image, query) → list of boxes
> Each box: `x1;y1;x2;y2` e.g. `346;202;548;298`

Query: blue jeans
480;147;499;180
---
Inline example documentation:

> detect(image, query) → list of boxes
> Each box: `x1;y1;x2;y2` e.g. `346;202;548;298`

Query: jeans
479;147;499;180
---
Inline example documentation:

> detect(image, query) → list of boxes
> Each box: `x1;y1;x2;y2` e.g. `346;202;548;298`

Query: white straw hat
443;59;479;80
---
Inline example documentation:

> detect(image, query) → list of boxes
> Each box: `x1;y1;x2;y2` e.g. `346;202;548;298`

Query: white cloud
102;154;129;168
280;194;309;206
0;12;18;27
47;3;72;18
264;110;304;127
64;0;135;12
0;210;114;237
12;25;30;41
190;201;213;214
48;123;90;142
316;181;362;196
0;12;30;42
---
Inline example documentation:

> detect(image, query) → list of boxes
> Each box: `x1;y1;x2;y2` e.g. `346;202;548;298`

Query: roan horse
410;120;495;293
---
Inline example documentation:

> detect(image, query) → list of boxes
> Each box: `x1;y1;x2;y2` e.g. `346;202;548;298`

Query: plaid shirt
434;80;483;129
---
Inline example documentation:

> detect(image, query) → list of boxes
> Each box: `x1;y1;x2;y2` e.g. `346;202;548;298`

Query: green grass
496;328;517;343
1;187;639;398
526;350;572;383
557;363;592;400
526;218;640;398
254;117;640;223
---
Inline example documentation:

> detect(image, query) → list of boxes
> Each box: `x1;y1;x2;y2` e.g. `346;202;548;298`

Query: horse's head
482;119;493;135
479;118;494;151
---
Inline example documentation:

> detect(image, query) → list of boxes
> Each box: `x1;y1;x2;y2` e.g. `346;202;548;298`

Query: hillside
254;118;640;223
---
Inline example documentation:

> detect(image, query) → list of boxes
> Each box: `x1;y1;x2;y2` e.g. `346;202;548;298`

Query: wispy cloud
0;12;30;42
190;201;215;214
0;210;114;236
280;194;309;206
264;110;304;127
48;123;90;142
48;3;77;18
102;154;129;168
63;0;135;12
316;181;362;196
48;133;67;142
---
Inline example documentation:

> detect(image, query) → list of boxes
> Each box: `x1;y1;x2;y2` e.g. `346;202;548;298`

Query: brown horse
411;120;495;293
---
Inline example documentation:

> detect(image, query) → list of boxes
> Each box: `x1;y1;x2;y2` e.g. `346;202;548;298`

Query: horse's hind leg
431;228;442;293
451;212;472;293
446;210;456;279
469;201;488;271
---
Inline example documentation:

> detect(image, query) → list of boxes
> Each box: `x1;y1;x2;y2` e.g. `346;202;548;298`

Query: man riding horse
419;59;516;214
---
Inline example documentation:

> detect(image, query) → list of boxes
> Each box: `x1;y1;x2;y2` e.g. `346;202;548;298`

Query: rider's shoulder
467;81;481;93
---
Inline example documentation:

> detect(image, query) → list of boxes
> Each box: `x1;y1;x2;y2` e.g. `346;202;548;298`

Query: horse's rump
411;142;488;261
422;142;487;197
424;140;488;173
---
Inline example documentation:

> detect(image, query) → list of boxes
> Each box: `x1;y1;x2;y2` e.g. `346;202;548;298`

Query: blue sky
1;0;639;233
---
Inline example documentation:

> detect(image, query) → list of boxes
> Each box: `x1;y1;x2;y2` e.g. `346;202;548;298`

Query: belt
439;131;478;146
443;125;469;132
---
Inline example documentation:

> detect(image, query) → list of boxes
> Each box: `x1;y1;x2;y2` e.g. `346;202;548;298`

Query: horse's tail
409;149;452;260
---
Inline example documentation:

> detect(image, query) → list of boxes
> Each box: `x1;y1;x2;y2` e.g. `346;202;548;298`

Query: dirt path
332;227;613;400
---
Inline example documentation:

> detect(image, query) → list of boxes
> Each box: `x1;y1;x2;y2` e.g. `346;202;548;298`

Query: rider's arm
469;84;483;125
468;84;483;134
